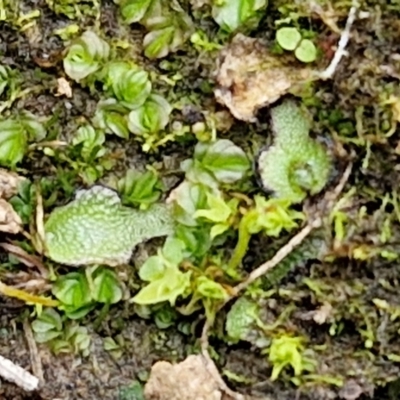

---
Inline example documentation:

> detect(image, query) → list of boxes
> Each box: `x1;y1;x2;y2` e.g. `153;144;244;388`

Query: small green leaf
108;62;152;109
72;124;106;161
118;169;162;208
132;267;191;306
127;94;172;135
0;119;27;167
212;0;267;33
93;99;130;139
196;276;228;300
170;181;208;227
276;27;301;51
63;31;110;81
32;308;63;333
119;0;153;23
195;192;234;223
92;267;123;304
52;271;92;308
34;330;63;343
245;196;304;237
161;237;185;265
295;39;317;63
195;139;250;183
143;27;175;59
139;255;165;281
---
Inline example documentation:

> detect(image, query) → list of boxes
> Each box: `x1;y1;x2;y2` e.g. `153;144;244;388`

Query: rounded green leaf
120;0;152;24
139;255;165;282
128;94;171;135
52;272;92;308
276;27;302;51
92;268;123;304
93;98;130;139
63;31;110;81
295;39;317;63
212;0;267;33
0;119;28;167
112;68;152;109
196;139;250;183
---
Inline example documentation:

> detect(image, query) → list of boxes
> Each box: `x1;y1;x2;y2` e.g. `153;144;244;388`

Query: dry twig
0;354;39;392
23;319;44;385
318;0;359;80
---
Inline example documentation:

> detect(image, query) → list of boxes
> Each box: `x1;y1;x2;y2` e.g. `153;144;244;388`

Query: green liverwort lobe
258;100;331;203
44;186;174;267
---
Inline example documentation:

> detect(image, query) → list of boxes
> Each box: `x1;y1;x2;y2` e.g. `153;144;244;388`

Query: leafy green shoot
0;112;47;167
106;61;152;110
93;99;130;139
52;267;123;319
32;308;91;356
132;237;191;306
115;0;193;59
228;196;305;271
118;169;163;209
128;94;172;136
63;31;110;81
212;0;268;33
263;335;317;381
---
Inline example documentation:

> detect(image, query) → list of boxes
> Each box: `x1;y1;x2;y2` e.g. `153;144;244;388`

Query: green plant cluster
276;26;317;63
63;31;172;152
211;0;268;33
52;266;123;318
130;137;307;323
32;308;91;356
45;0;100;19
115;0;193;59
0;112;47;167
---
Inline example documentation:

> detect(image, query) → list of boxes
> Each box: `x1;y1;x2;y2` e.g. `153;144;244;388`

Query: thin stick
318;0;359;80
232;220;320;296
0;354;39;392
200;319;245;400
23;319;44;385
232;161;353;299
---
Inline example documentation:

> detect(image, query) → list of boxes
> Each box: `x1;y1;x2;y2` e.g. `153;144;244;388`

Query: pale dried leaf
0;169;25;199
56;77;72;98
215;34;314;122
0;199;22;234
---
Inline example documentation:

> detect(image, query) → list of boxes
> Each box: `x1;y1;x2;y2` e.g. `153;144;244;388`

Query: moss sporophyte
43;185;174;267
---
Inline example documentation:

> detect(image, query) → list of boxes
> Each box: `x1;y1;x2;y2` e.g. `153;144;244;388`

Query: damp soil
2;1;400;400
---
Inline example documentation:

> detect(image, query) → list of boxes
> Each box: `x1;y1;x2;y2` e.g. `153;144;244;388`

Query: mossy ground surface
1;1;400;399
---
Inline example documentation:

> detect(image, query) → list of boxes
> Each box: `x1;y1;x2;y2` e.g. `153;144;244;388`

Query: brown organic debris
0;169;25;199
215;34;314;122
0;199;23;234
144;355;229;400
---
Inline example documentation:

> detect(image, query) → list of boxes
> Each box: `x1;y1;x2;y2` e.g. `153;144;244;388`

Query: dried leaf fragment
56;77;72;98
215;34;314;122
0;169;25;199
0;199;22;234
